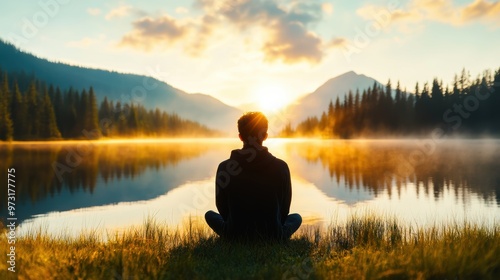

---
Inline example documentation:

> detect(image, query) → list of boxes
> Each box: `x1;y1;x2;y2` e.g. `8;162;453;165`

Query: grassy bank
1;216;499;280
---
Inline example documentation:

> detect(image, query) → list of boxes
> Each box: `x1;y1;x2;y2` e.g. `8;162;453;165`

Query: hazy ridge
0;40;242;133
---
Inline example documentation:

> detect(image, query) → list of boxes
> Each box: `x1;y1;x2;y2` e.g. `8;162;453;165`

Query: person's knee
205;210;216;222
290;213;302;226
294;213;302;223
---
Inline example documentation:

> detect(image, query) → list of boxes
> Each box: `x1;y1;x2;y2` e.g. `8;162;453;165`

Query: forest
0;70;215;141
282;68;500;138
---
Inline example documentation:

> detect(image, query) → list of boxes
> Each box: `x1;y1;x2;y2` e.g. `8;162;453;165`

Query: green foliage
0;72;13;141
39;89;61;139
0;216;498;280
10;82;27;139
0;72;216;141
286;67;500;138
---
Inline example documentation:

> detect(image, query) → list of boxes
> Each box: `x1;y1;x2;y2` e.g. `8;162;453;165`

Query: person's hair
238;112;268;144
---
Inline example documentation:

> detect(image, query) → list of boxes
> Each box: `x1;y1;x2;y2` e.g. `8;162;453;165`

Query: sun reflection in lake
3;138;498;237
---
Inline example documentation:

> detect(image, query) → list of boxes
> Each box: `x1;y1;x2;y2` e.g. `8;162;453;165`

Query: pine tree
459;68;470;93
0;87;5;140
344;91;354;137
332;97;341;136
26;82;41;138
99;97;111;119
280;122;294;137
370;84;381;130
127;104;139;135
0;78;13;141
11;81;27;139
99;97;113;136
477;77;491;131
62;88;78;138
115;102;127;135
39;88;61;139
383;79;396;131
76;89;88;135
494;68;500;133
86;87;101;137
152;108;161;132
319;112;328;132
394;81;403;132
53;87;64;134
327;100;334;119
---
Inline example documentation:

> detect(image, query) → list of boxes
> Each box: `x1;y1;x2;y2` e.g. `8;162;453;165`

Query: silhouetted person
205;112;302;241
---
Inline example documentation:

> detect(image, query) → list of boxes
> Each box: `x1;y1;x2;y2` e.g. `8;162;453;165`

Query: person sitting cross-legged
205;112;302;241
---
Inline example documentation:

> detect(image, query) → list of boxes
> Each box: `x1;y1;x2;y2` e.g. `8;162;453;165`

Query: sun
254;83;290;113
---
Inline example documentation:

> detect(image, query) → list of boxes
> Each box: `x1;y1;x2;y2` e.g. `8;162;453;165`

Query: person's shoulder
270;155;289;170
217;152;239;170
218;158;231;169
271;157;290;178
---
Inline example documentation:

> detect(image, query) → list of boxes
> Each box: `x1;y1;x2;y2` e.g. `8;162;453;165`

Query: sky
1;0;499;110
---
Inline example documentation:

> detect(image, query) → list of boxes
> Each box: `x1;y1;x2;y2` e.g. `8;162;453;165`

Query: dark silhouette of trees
26;82;41;138
0;72;215;141
39;88;61;139
0;72;13;140
11;82;26;139
285;67;500;138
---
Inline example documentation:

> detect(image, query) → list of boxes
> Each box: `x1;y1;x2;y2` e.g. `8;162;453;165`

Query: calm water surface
1;139;499;236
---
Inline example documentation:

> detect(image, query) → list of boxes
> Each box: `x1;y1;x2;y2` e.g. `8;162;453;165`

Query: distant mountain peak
283;70;381;124
337;70;358;77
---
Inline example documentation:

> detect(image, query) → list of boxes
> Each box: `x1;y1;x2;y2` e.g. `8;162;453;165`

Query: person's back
205;112;302;241
217;146;290;239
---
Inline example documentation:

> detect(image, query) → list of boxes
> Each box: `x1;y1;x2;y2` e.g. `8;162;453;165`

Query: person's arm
215;162;229;220
281;162;292;223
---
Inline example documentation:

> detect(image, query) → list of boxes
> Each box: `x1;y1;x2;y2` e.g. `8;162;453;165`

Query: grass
1;216;499;280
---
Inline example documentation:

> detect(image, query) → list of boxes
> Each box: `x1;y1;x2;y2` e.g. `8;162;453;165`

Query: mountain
283;71;381;124
0;40;241;133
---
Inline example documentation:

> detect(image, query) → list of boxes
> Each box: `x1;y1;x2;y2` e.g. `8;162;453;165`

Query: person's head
238;112;268;146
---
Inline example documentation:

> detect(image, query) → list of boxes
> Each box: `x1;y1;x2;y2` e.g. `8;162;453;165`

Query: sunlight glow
254;83;290;113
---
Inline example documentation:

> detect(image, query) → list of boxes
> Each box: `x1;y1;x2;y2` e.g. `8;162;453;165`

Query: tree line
0;71;215;141
282;68;500;138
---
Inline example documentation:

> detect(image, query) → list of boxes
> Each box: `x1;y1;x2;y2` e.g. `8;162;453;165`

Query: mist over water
1;139;498;236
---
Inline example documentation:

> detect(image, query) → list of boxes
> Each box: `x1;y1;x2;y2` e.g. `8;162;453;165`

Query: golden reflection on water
280;139;500;203
1;138;499;236
0;140;233;208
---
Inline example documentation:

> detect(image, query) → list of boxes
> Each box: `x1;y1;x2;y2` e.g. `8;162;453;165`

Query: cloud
413;0;500;25
118;0;331;64
200;0;326;63
184;15;217;56
118;15;188;51
105;5;133;20
357;0;500;30
390;9;422;22
87;8;101;16
328;37;348;48
262;20;323;64
461;0;500;23
410;0;463;24
357;3;422;23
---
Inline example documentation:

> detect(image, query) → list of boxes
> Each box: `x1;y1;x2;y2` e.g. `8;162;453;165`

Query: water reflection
285;140;500;206
0;140;235;223
0;139;498;235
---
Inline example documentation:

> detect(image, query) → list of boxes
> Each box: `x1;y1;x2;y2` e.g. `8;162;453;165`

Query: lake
1;139;499;237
